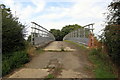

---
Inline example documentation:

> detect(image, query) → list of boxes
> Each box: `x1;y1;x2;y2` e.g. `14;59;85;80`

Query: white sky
0;0;112;36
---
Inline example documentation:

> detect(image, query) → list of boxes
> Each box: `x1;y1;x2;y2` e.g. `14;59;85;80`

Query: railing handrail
31;22;49;32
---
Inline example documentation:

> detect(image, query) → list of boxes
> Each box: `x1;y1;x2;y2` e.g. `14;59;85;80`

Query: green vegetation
65;40;117;78
103;0;120;66
36;48;44;54
89;49;117;78
1;4;30;76
64;40;87;49
49;29;62;41
49;24;82;41
46;74;55;78
1;4;26;53
2;51;29;76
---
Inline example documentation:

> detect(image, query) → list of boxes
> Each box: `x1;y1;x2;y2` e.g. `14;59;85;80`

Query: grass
89;49;117;78
64;40;87;49
36;48;44;54
46;74;55;78
27;44;44;56
2;50;29;76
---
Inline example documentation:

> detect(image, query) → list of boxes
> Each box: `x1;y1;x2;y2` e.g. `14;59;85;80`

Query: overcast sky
0;0;112;36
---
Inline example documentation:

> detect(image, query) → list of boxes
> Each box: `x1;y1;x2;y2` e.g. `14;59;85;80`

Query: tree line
49;24;82;41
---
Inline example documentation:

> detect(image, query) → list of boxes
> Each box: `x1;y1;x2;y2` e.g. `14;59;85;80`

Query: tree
49;24;82;41
104;0;120;66
61;24;82;40
49;29;62;41
107;0;120;25
1;4;26;53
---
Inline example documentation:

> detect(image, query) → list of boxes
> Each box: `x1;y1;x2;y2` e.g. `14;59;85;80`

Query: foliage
27;35;31;42
1;4;29;76
89;49;117;78
49;29;62;41
2;51;29;76
61;24;82;40
104;25;120;66
104;1;120;66
107;1;120;25
1;4;26;53
46;74;55;78
49;24;82;41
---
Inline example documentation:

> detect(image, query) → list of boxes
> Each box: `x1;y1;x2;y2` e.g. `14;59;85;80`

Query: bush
1;4;26;53
89;49;117;78
2;51;29;76
89;49;99;55
104;25;120;66
104;0;120;66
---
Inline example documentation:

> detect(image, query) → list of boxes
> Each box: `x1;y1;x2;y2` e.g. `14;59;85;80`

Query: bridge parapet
63;23;94;46
31;22;55;47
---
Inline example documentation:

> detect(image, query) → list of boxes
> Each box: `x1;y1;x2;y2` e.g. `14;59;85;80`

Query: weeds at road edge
64;40;87;49
89;48;117;78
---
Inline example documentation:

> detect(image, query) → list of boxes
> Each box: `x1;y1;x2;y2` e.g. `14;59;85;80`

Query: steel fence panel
31;22;55;47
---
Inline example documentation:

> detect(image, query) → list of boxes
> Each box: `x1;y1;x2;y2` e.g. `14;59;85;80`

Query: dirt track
8;41;94;78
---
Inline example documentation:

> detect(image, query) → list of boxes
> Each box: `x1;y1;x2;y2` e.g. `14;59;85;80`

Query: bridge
31;22;95;48
8;22;97;78
2;0;119;78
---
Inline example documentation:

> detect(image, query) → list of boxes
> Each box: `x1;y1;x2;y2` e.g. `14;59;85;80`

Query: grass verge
27;44;44;57
2;51;29;76
64;40;87;49
89;48;117;78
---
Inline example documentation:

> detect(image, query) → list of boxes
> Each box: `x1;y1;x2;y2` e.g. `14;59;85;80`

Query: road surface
8;41;94;78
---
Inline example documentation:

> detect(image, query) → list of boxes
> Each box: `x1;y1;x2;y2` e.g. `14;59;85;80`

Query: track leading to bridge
8;41;94;78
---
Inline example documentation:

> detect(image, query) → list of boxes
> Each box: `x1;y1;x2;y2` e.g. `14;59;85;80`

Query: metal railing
31;22;55;47
63;23;94;46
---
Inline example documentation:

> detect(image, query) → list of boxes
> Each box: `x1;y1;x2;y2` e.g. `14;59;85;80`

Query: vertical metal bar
91;24;93;33
0;7;2;77
80;28;82;37
84;28;85;38
79;29;80;37
74;31;75;37
35;24;36;37
76;30;77;37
